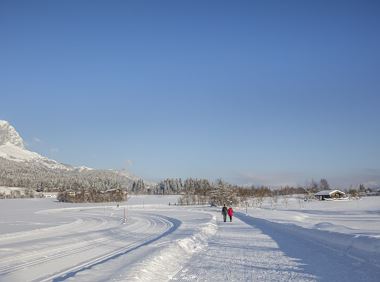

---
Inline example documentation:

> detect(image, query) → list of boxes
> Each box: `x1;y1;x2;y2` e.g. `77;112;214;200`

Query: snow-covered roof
315;190;345;196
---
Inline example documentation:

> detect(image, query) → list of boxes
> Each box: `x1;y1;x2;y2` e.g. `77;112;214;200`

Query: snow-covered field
0;196;379;281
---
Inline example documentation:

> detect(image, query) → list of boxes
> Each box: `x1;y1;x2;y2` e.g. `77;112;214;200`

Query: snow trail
92;211;217;282
172;213;316;281
0;208;177;282
1;199;380;282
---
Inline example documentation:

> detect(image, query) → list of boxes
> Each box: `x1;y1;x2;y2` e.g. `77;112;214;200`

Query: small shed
315;190;346;201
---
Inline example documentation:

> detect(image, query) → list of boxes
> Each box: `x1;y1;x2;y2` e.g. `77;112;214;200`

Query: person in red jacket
227;207;234;222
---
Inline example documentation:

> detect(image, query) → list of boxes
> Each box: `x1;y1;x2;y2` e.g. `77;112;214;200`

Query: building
315;190;346;201
363;188;380;197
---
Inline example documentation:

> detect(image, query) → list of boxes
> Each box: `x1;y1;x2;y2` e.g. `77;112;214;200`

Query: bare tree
319;179;330;190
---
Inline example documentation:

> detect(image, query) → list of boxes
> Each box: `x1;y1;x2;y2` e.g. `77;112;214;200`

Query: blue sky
1;0;380;187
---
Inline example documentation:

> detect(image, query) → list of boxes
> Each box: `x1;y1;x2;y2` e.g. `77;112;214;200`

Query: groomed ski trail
172;212;315;281
0;209;178;282
172;211;380;282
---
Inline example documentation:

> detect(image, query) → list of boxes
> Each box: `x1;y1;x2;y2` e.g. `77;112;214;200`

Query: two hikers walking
221;204;233;222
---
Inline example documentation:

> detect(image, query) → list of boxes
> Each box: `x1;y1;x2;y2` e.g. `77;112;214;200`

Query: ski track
172;211;380;282
1;201;380;282
65;209;215;282
0;208;177;282
172;213;316;282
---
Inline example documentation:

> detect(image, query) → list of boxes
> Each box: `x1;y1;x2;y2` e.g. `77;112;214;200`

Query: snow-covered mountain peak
0;121;139;182
0;120;71;170
0;120;25;148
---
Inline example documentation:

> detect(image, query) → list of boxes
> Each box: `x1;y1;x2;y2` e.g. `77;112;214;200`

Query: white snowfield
0;196;379;282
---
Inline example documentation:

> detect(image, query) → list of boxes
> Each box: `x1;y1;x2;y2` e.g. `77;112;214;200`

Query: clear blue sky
1;0;380;187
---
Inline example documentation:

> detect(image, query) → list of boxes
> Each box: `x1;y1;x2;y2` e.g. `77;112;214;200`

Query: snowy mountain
0;120;25;148
0;120;71;170
0;120;139;191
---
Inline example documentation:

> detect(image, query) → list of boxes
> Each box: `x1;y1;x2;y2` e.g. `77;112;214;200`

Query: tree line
2;155;374;203
128;177;337;206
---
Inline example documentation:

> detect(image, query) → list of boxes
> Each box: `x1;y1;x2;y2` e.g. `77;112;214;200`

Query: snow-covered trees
158;178;183;194
131;179;146;194
57;188;127;203
208;179;238;206
0;157;132;202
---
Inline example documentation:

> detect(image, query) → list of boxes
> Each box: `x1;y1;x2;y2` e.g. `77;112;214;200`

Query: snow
0;143;45;162
243;196;380;236
0;120;71;170
315;189;345;196
75;166;94;172
0;140;71;170
127;195;181;206
0;186;27;194
0;121;139;176
173;215;317;281
0;196;379;281
0;142;72;170
0;120;24;148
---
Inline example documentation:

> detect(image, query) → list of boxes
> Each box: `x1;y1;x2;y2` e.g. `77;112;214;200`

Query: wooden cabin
315;190;346;200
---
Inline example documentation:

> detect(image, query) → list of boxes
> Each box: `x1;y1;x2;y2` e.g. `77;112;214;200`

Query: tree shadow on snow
236;212;380;282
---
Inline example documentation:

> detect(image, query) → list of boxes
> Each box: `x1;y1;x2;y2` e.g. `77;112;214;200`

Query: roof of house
315;190;345;196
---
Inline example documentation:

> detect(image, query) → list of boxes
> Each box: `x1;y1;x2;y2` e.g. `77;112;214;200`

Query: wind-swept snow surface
0;197;379;281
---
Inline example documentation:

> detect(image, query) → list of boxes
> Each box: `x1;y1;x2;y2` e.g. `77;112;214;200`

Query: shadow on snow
236;212;380;282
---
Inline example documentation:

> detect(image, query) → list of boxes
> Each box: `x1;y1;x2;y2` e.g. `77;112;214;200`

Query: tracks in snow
173;211;380;282
0;208;178;282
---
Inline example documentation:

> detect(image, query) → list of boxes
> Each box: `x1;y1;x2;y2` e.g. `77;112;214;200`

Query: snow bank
125;213;218;281
177;215;218;254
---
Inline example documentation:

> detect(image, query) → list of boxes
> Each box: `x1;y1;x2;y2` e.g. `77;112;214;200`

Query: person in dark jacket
227;207;234;222
221;204;228;222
